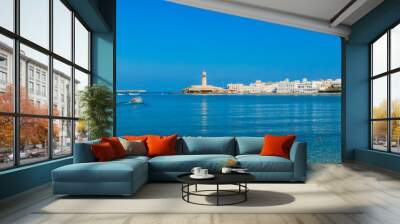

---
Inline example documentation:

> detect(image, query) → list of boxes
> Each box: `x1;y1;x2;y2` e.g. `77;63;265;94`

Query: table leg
245;183;247;201
195;184;198;192
217;184;219;206
187;184;190;202
181;184;183;199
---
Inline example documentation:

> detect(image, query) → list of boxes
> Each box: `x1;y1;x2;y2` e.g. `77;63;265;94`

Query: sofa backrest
179;137;236;155
235;137;264;155
74;136;272;162
74;139;100;163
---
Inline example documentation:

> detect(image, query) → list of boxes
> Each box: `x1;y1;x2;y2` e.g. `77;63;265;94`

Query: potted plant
79;84;114;140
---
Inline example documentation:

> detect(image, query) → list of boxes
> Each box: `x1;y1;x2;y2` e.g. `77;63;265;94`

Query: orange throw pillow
101;137;127;158
91;142;117;161
146;135;177;157
124;135;148;143
260;135;296;159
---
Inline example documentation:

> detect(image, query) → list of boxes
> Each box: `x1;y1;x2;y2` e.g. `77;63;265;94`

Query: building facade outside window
28;81;33;94
0;0;91;170
0;71;6;85
370;22;400;154
0;54;8;89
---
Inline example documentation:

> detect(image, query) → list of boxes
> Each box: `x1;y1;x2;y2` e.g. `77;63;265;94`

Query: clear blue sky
117;0;341;91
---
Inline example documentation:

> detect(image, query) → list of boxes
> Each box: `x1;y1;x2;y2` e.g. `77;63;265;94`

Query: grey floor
1;163;400;224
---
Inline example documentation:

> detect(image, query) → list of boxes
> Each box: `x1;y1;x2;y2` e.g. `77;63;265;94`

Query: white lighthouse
201;70;207;87
183;70;225;93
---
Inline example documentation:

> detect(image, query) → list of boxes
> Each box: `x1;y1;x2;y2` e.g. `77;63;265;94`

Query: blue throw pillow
181;137;235;155
236;137;264;155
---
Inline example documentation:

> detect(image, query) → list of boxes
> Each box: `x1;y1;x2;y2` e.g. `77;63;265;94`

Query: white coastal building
228;77;341;94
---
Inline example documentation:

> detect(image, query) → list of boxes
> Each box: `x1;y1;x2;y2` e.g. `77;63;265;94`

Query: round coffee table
177;173;255;206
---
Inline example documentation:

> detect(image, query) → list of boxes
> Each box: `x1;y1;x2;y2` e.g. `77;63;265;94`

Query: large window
370;23;400;153
0;0;91;170
20;0;49;49
74;18;90;70
0;0;14;32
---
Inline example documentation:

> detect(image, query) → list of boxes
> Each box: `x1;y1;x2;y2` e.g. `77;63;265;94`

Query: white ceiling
169;0;384;38
230;0;352;22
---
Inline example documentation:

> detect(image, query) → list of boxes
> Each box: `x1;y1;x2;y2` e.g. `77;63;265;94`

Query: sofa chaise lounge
52;137;307;196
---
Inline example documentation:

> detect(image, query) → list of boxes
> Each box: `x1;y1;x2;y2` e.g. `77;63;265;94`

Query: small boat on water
130;97;143;104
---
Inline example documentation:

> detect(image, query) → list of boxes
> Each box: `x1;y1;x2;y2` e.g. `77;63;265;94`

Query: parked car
8;150;32;160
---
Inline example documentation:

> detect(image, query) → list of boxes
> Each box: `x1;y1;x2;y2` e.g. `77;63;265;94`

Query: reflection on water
200;96;208;134
117;94;341;163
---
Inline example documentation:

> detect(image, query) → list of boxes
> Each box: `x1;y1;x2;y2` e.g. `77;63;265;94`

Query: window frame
370;21;400;154
0;0;92;171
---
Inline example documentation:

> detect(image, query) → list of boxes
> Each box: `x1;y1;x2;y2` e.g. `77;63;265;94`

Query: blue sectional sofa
52;137;307;196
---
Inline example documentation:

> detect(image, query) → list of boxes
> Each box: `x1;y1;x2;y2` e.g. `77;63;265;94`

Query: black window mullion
387;30;391;152
71;9;76;154
88;31;91;74
49;0;54;160
369;45;373;149
74;64;90;74
13;0;21;167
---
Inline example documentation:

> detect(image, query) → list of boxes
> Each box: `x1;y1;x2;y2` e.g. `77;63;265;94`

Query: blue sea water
116;94;341;163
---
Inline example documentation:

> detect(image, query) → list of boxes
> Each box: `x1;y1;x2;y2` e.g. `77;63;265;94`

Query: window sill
364;148;400;156
0;156;72;176
355;148;400;173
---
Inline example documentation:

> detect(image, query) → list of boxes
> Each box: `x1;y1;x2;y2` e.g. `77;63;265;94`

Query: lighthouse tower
201;70;207;87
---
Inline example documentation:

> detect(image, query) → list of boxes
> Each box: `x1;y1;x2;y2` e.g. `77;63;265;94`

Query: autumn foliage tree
0;85;14;151
0;85;59;153
373;99;400;143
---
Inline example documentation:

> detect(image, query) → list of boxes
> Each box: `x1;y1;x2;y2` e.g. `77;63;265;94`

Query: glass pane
53;0;72;60
74;69;89;118
20;44;49;115
372;77;387;119
0;0;14;31
75;120;88;143
372;33;387;76
53;59;72;117
392;24;400;70
372;121;388;151
74;18;89;70
0;116;14;170
20;0;49;49
0;34;14;112
53;119;72;157
391;72;400;118
20;117;49;165
391;120;400;153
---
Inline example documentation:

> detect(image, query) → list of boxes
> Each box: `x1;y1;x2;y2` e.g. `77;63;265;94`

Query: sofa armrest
289;142;307;182
73;140;100;163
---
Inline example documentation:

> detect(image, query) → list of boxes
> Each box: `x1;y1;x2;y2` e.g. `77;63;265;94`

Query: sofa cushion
118;138;147;156
147;135;177;157
91;142;118;162
101;137;127;158
116;155;150;163
53;158;147;183
180;137;235;155
260;135;296;159
149;154;235;172
236;137;263;155
124;135;148;142
236;155;293;172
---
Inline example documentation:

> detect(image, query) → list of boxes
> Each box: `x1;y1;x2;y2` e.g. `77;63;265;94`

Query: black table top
177;172;255;185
